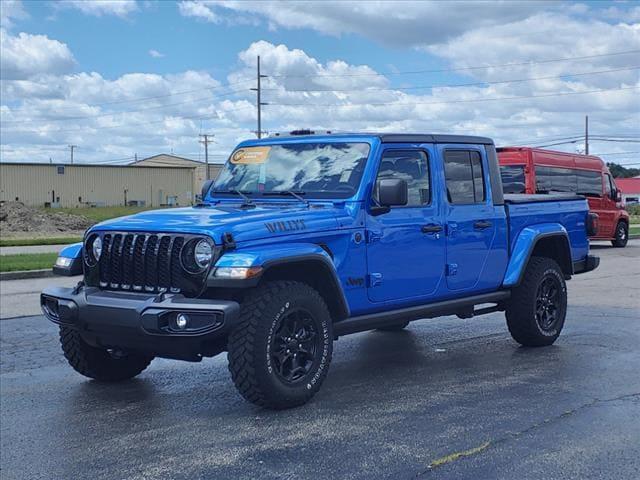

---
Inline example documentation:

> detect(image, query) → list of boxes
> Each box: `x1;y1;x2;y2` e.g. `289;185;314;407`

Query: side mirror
377;178;408;208
201;179;214;201
615;190;622;202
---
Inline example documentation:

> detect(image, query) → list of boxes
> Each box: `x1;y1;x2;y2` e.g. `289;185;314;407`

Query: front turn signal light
213;266;263;279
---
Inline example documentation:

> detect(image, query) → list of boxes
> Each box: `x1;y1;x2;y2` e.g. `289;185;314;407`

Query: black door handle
474;220;492;230
421;224;443;234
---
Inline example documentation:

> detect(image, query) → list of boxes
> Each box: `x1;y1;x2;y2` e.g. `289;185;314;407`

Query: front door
599;173;618;238
366;146;445;303
442;147;498;291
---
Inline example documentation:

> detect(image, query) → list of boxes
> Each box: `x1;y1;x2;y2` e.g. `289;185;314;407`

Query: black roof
267;130;493;145
378;134;494;145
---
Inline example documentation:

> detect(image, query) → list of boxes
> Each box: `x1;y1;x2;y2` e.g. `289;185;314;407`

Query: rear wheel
227;281;333;409
59;326;153;381
505;257;567;347
611;221;628;248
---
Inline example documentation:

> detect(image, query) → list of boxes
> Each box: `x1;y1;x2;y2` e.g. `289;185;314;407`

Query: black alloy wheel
535;276;561;332
270;308;320;384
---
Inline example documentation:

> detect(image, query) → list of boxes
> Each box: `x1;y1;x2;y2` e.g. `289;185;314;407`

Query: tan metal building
0;163;195;208
131;154;223;197
0;154;225;208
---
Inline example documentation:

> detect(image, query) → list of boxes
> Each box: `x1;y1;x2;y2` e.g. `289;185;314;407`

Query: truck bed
504;193;590;263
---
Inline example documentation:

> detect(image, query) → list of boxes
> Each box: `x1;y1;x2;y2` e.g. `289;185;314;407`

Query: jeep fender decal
265;219;306;233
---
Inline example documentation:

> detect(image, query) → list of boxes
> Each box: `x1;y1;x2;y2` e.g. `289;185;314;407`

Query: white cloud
0;0;28;29
149;49;164;58
181;1;553;46
1;23;638;166
59;0;138;18
177;1;219;23
0;29;76;80
426;13;640;82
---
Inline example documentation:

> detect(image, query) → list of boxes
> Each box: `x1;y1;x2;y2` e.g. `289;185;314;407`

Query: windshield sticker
230;146;271;164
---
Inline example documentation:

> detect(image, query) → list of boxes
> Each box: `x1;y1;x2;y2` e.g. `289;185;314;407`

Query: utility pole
199;134;215;180
584;115;589;155
68;144;77;164
250;55;268;138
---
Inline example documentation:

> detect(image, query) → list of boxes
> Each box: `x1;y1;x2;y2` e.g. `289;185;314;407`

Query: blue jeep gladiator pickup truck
42;132;599;409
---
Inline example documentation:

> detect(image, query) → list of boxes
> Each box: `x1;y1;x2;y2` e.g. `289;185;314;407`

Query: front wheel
611;221;628;248
59;326;153;381
227;281;333;409
505;257;567;347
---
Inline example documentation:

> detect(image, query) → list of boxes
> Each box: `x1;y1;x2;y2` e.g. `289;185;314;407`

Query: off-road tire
59;326;153;381
377;321;410;332
227;281;333;409
505;257;567;347
611;221;628;248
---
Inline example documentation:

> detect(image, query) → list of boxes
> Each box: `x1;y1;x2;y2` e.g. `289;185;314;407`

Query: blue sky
17;1;463;84
1;1;638;165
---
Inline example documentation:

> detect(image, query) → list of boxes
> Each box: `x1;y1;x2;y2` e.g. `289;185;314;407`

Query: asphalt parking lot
1;241;639;480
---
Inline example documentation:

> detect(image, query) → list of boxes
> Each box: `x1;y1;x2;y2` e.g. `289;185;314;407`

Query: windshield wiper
213;189;256;208
263;190;309;207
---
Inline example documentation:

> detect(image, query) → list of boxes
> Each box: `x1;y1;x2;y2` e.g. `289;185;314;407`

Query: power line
267;86;639;108
532;138;640;148
3;79;256;114
2;88;254;125
2;104;256;135
262;66;640;93
595;151;640;156
267;49;640;78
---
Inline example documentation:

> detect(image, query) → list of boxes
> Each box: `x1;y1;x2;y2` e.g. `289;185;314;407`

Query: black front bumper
41;286;240;361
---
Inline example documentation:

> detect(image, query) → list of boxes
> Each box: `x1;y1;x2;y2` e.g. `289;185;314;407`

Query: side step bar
334;291;510;337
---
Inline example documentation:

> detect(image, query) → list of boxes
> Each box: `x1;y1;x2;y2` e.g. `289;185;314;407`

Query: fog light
176;313;188;329
55;257;73;268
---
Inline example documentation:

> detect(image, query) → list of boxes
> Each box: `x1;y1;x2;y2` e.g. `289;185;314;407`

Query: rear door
442;147;498;291
365;145;445;302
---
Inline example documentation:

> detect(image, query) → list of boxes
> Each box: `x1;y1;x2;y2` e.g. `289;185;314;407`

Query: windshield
211;142;371;199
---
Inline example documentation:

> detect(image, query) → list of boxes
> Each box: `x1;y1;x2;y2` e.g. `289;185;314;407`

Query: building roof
616;178;640;194
131;153;225;167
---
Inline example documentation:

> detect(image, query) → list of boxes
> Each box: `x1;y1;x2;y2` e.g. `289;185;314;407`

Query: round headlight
92;236;102;262
194;239;213;269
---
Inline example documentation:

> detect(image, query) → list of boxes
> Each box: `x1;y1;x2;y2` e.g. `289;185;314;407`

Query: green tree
606;162;640;178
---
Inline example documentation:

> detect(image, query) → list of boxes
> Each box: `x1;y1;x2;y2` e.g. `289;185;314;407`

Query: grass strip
0;253;59;272
0;237;83;247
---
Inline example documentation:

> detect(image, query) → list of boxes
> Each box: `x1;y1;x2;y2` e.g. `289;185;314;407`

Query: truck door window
444;150;485;204
604;173;613;198
576;170;603;197
500;165;526;193
375;150;430;206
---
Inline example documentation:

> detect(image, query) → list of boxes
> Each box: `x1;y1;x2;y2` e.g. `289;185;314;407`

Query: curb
0;269;55;281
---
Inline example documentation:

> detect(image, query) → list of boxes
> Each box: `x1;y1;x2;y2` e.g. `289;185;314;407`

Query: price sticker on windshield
230;146;270;164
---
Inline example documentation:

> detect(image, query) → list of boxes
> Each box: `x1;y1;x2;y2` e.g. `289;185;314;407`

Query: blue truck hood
89;202;349;244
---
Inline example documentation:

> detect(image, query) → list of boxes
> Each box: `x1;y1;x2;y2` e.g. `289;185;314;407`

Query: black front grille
86;232;213;297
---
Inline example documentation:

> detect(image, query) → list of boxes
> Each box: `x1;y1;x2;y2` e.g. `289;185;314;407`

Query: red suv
498;147;630;247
